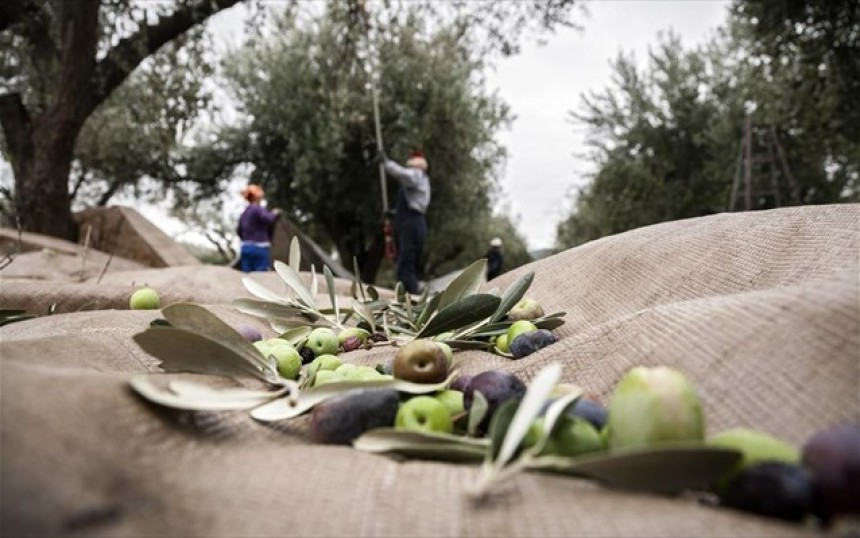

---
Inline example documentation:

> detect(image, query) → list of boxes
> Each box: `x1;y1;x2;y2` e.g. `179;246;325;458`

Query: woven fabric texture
1;204;857;536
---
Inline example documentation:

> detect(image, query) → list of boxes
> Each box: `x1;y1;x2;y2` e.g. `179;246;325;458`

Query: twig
96;249;116;285
96;218;123;284
79;224;92;282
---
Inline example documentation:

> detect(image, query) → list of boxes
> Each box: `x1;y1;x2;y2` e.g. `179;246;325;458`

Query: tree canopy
0;0;244;240
212;2;531;283
71;27;215;208
557;0;859;250
1;0;575;283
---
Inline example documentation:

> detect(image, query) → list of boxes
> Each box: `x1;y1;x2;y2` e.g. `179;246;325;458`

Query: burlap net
1;204;857;536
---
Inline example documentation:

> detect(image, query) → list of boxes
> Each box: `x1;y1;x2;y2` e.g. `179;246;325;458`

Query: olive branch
233;237;565;353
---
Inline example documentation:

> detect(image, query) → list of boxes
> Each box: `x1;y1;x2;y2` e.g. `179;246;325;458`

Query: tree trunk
14;117;83;241
1;0;243;241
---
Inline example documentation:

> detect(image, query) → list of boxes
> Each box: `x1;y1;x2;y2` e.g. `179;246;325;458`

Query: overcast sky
488;0;731;249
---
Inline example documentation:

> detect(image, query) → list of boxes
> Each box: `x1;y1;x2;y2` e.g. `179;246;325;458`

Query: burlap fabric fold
1;266;361;314
1;204;857;537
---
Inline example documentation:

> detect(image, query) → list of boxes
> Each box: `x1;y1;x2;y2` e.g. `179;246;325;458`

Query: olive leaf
467;390;489;436
416;292;442;327
351;299;376;333
242;277;288;304
276;325;313;346
437;259;488;311
530;388;584;455
0;309;37;326
233;298;305;319
444;339;493;351
494;363;562;467
289;236;301;273
168;379;291;406
274;260;316;308
134;304;279;382
310;265;319;298
134;326;279;384
471;363;563;496
160;304;270;362
485;398;520;463
269;317;322;333
535;317;566;331
323;265;340;319
416;294;501;338
129;375;288;411
353;428;489;462
466;322;515;338
404;292;414;323
531;444;743;494
490;272;535;323
250;372;458;422
350;258;363;300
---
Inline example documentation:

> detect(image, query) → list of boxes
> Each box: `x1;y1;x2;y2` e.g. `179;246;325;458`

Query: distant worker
237;184;281;272
486;237;504;280
379;149;430;294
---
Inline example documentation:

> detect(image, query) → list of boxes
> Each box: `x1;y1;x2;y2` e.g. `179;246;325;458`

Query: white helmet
490;237;502;247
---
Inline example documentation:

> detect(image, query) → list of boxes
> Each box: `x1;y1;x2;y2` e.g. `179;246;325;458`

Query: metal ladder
728;114;799;211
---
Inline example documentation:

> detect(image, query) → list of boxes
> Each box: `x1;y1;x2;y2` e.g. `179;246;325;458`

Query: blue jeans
394;212;426;294
240;243;271;272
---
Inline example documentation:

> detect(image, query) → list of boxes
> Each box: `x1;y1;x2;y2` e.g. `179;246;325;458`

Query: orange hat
406;150;428;171
242;184;264;202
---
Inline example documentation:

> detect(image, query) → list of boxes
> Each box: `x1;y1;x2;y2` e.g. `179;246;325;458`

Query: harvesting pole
357;0;395;261
359;2;389;214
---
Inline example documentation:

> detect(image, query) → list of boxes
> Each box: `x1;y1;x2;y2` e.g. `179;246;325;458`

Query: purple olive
299;346;316;365
463;370;526;432
720;462;814;523
802;423;860;522
509;329;558;359
236;324;262;343
309;389;400;445
449;374;473;393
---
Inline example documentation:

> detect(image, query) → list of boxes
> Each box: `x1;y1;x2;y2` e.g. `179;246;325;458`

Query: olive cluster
712;424;860;525
239;319;858;528
241;326;377;381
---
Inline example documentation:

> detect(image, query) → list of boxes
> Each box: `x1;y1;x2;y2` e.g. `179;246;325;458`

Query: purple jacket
237;204;280;243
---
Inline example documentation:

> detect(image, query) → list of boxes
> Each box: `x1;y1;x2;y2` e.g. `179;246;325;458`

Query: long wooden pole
370;63;389;213
361;7;388;214
743;114;753;210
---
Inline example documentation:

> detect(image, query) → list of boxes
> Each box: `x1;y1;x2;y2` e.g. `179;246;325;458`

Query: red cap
242;184;264;202
409;150;425;159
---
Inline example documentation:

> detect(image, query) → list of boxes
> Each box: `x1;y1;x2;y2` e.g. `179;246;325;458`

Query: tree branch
93;0;244;106
96;178;123;206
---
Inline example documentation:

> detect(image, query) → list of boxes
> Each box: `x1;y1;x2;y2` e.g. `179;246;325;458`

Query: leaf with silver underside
490;271;534;323
353;428;489;462
135;304;278;382
242;277;288;304
532;444;742;493
467;390;489;437
274;260;317;308
250;372;458;422
133;326;279;384
232;298;306;319
437;259;487;311
129;375;288;411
